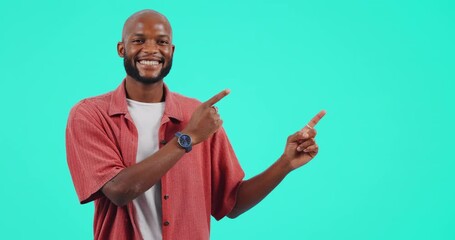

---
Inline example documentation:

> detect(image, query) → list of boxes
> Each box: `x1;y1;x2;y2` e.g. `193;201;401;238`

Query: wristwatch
175;132;192;153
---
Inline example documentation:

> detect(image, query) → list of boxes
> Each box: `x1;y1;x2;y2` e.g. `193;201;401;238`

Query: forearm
98;89;229;206
227;156;293;218
102;138;186;206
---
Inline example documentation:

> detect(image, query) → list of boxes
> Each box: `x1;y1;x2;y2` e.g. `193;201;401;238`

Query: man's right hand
183;89;230;145
182;89;230;145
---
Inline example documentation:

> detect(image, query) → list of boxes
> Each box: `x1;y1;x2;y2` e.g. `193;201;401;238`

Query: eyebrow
131;33;170;38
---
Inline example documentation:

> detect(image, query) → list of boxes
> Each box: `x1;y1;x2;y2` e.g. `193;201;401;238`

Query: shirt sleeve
210;127;245;220
66;102;125;204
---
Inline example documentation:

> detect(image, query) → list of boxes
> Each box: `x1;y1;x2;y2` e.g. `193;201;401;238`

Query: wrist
277;155;294;174
175;132;193;153
181;129;199;145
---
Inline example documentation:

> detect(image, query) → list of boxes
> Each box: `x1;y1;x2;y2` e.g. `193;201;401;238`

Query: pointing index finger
203;89;230;106
305;110;326;129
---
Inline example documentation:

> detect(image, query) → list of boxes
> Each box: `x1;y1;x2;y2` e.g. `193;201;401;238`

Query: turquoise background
1;0;454;239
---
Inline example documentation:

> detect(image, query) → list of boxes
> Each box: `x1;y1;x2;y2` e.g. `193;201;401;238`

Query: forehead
123;14;172;39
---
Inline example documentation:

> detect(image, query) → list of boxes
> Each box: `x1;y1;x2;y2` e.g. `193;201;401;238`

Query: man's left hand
281;110;326;171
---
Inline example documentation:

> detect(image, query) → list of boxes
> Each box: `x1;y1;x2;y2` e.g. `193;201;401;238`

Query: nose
142;40;159;54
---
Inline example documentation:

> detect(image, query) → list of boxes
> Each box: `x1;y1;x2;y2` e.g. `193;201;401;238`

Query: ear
117;42;125;58
171;44;175;57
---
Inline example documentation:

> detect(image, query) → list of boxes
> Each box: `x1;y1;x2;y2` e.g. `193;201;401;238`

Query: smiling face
117;11;175;85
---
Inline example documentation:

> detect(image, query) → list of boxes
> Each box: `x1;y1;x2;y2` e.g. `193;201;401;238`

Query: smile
138;60;161;66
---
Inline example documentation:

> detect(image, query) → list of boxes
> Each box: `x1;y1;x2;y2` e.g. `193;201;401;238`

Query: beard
123;55;173;85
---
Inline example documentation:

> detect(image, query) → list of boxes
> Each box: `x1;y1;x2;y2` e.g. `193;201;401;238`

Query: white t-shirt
127;99;165;240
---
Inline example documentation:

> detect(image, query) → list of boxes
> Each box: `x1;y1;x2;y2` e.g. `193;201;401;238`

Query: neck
125;76;165;103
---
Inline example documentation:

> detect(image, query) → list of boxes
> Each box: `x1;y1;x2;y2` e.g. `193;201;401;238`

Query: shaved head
122;9;172;41
117;9;175;86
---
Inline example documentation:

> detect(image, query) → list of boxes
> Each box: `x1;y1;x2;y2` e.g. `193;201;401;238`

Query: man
66;9;325;240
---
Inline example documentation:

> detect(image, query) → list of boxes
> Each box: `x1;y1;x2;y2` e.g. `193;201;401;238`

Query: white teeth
139;60;160;65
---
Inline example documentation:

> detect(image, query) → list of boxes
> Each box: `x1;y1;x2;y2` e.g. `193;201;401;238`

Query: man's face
118;14;175;84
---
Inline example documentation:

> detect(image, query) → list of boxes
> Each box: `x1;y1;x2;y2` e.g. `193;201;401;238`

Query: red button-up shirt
66;81;245;240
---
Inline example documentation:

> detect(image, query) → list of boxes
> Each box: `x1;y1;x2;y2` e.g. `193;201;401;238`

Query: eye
132;39;144;44
158;40;170;45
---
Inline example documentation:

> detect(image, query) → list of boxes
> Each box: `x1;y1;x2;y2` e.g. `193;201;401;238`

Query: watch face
179;135;191;147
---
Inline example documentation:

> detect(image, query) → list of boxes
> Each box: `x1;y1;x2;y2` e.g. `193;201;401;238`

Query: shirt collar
108;79;184;122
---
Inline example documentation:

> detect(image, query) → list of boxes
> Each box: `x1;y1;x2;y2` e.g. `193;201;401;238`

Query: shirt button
164;221;170;226
164;195;169;200
160;140;167;145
